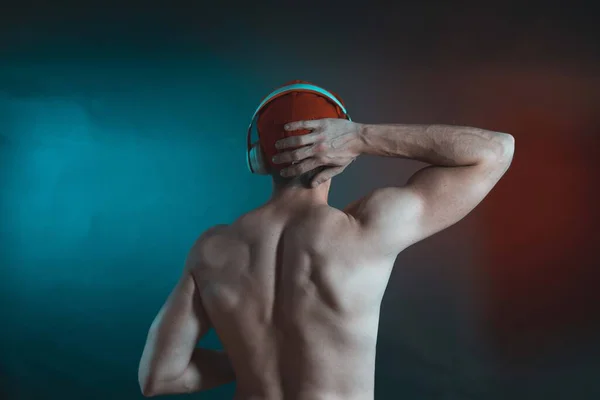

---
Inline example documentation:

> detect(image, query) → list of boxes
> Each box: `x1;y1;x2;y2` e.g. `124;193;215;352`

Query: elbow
139;374;157;397
138;366;162;397
482;132;515;165
498;133;515;165
140;375;166;398
499;133;515;155
140;383;157;398
139;381;153;397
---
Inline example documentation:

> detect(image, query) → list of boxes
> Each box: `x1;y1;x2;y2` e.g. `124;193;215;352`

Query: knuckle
315;142;327;152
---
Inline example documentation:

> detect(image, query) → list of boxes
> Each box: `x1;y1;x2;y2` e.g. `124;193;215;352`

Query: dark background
1;1;599;399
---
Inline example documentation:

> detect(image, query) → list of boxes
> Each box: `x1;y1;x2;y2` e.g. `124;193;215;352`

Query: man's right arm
347;123;515;256
274;119;515;257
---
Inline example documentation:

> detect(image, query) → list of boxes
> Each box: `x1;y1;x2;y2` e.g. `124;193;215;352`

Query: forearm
358;124;511;166
142;347;235;396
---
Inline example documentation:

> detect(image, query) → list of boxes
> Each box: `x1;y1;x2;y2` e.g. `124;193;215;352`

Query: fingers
284;120;324;132
275;131;321;150
311;165;347;187
279;158;325;177
272;144;319;164
275;119;331;150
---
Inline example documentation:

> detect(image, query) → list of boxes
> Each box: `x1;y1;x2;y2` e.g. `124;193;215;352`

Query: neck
269;179;330;205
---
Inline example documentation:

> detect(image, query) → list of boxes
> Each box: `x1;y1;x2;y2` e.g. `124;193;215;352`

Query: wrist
356;123;413;158
357;123;382;155
356;123;371;155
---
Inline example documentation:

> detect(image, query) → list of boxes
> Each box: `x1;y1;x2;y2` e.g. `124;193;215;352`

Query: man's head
255;80;348;189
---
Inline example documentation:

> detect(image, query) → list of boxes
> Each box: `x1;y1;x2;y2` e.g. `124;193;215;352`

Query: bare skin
138;119;515;399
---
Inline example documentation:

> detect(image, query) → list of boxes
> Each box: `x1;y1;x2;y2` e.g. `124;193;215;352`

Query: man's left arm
138;238;236;397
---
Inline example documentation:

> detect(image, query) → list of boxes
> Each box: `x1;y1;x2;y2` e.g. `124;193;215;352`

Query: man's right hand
271;118;366;186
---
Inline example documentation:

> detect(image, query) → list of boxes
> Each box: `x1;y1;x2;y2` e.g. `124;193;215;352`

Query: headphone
246;83;352;175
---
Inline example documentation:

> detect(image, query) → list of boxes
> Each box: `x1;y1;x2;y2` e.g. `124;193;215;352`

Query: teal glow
0;58;281;399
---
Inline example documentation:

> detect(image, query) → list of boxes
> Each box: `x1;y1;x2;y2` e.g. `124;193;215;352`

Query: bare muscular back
138;123;514;399
191;204;394;400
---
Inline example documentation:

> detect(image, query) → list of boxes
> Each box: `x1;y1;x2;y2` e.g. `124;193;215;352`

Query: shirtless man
138;82;515;399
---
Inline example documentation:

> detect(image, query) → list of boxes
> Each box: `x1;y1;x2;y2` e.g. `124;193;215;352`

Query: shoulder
185;225;230;269
199;224;230;241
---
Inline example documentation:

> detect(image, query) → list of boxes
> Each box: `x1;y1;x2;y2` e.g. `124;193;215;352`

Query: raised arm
273;119;515;257
347;123;514;255
138;234;235;396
